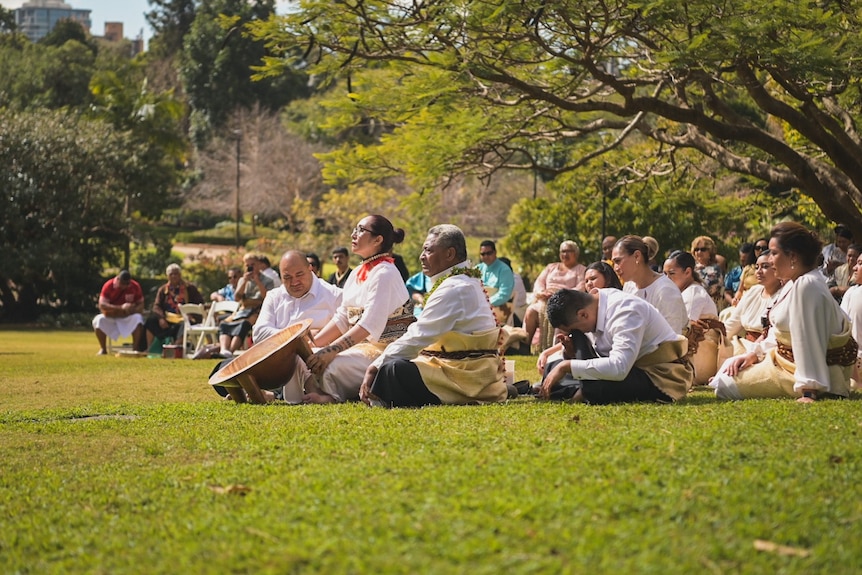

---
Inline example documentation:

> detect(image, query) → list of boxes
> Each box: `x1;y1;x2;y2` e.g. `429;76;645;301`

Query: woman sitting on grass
722;251;783;356
294;214;414;403
614;235;688;334
711;222;855;402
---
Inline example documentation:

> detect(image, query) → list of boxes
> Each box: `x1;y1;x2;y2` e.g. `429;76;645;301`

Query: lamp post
232;129;241;248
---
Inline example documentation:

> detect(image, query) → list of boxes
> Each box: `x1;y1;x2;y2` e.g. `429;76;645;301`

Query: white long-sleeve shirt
373;263;497;367
334;261;410;342
253;277;342;342
569;289;680;381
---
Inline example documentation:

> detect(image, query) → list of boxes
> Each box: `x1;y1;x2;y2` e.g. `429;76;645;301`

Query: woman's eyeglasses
352;225;375;236
754;245;768;251
693;247;709;253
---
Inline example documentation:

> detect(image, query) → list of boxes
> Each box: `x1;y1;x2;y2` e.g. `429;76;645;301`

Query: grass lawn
1;330;860;574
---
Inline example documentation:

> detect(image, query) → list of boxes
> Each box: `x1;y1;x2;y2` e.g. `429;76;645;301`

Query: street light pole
233;129;241;248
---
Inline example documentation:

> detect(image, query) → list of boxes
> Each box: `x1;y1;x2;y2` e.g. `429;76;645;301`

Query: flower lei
425;266;483;301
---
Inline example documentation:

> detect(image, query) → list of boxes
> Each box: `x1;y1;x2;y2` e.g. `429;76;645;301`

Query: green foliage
146;0;198;58
39;19;96;53
0;110;134;320
252;0;862;238
0;38;96;109
1;331;862;573
180;0;308;143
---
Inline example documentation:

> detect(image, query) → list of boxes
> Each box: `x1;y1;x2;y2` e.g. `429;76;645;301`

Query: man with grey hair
360;224;508;407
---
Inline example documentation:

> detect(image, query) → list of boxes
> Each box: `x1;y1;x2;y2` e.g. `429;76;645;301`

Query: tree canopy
250;0;862;237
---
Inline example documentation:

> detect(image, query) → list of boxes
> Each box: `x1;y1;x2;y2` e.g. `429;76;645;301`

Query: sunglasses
479;251;494;256
754;245;768;251
693;247;710;252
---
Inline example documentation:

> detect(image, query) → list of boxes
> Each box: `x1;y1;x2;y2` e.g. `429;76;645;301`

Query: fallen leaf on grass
753;539;811;558
208;484;252;496
246;527;279;542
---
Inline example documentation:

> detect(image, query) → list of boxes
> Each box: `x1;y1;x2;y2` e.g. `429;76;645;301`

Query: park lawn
1;330;860;574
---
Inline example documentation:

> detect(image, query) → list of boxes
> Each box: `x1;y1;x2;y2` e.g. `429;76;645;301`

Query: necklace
356;252;393;282
426;267;482;301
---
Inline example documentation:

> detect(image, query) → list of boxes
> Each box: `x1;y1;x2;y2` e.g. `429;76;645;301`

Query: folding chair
187;300;239;357
178;303;207;357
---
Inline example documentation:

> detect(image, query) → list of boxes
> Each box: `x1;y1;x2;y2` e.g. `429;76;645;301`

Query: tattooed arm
305;325;371;376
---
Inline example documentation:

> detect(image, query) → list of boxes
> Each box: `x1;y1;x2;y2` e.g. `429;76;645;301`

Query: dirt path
172;243;237;263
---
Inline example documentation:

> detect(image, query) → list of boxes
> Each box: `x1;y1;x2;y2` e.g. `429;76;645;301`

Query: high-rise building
14;0;91;43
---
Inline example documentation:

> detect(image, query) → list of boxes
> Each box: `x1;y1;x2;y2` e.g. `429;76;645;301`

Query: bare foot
96;349;108;356
796;396;816;404
303;392;336;404
261;390;276;403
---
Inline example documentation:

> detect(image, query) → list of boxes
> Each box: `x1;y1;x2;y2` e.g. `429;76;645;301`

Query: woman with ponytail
289;215;414;403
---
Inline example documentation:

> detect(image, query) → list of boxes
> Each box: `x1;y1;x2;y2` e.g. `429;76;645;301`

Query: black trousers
545;330;671;405
370;359;442;408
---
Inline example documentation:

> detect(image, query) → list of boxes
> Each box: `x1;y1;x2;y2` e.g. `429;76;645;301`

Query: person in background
327;246;352;289
583;261;623;292
477;240;515;324
259;255;281;286
498;256;528;328
405;270;432;317
663;251;718;321
821;223;853;283
93;270;146;354
601;235;617;264
522;240;587;346
690;235;727;312
215;253;277;357
210;267;241;302
360;224;507;407
305;253;322;277
723;251;783;356
392;253;410;282
830;243;860;302
839;250;862;389
144;264;204;350
664;250;723;385
724;242;757;306
711;222;854;402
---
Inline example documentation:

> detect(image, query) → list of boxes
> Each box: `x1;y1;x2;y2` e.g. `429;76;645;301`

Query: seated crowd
97;218;860;406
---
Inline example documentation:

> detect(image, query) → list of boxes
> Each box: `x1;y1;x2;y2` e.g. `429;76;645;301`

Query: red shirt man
92;270;145;354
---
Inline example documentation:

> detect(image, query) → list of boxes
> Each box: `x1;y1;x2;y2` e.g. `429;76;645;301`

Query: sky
0;0;291;49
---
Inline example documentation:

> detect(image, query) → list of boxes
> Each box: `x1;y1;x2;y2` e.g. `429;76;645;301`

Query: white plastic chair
186;300;239;357
178;303;207;357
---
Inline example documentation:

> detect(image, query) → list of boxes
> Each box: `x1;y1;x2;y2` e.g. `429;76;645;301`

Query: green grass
1;331;861;573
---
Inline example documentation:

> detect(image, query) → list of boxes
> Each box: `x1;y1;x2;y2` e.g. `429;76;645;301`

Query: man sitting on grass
540;288;693;404
212;250;342;400
359;224;507;407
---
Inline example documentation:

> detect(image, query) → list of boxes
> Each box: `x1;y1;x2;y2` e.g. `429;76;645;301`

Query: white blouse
840;284;862;358
681;283;718;320
334;261;410;342
623;274;688;334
